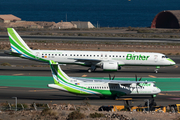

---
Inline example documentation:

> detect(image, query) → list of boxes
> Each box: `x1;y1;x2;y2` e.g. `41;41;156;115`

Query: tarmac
0;53;180;106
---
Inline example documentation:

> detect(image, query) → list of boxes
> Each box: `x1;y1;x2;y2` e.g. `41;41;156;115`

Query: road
1;35;180;43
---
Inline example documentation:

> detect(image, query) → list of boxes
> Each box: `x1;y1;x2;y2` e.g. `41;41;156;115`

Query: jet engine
102;62;119;71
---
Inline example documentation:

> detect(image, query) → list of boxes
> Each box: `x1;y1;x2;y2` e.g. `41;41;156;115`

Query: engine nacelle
102;62;118;71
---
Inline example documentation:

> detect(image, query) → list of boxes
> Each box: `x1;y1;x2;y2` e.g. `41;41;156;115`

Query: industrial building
151;10;180;29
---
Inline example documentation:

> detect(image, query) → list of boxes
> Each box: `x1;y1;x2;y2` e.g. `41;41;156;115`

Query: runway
0;87;180;106
0;53;180;106
1;35;180;43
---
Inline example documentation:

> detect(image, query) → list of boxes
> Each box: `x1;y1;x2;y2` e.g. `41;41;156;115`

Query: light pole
144;99;149;112
12;97;17;111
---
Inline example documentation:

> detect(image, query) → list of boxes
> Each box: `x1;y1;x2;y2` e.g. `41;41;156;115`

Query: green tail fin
7;28;31;53
49;60;70;84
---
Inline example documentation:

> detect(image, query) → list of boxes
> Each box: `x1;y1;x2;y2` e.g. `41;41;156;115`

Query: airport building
71;21;95;29
0;14;95;29
0;14;21;23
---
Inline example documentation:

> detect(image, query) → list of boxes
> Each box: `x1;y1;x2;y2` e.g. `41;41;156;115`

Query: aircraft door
35;52;40;58
154;55;158;62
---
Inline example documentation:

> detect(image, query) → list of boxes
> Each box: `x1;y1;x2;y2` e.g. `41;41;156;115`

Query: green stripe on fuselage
9;37;48;62
167;58;175;64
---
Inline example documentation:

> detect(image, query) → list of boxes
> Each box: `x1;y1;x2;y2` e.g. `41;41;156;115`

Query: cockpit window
153;85;156;87
162;56;168;58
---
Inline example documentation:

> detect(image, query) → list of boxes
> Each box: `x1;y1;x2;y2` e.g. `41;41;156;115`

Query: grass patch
67;109;85;120
89;112;105;118
1;62;11;66
41;108;58;116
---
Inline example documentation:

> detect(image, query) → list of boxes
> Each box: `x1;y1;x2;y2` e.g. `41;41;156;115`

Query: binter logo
139;83;151;86
126;54;150;60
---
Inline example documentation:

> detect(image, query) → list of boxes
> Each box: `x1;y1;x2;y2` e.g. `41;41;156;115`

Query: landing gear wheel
88;66;96;73
154;69;158;74
88;68;92;73
100;96;105;99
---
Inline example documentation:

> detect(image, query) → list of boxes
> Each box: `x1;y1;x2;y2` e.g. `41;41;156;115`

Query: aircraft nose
170;61;176;65
167;58;176;65
157;88;161;93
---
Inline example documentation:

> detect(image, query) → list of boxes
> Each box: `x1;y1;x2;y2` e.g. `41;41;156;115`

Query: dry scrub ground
0;104;179;120
0;40;180;55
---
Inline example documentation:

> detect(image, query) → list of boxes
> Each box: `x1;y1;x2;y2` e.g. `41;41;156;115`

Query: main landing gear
88;65;96;73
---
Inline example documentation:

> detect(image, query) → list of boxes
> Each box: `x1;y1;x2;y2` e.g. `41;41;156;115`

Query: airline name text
126;54;150;60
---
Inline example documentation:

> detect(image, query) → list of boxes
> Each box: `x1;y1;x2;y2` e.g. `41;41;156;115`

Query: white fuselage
48;78;161;96
32;50;175;66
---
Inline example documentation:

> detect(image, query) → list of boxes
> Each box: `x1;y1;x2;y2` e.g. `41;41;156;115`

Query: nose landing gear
154;66;160;73
154;69;158;73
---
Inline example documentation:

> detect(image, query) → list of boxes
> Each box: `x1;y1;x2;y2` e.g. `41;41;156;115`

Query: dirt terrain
0;103;179;120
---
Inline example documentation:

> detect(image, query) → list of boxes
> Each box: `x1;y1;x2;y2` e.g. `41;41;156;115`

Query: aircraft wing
107;80;152;85
72;77;154;84
69;58;102;63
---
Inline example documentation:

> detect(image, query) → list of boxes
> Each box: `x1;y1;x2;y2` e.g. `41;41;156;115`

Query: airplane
48;60;161;98
7;28;176;73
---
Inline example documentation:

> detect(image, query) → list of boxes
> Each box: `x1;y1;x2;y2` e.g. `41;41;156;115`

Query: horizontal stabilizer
48;84;66;91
